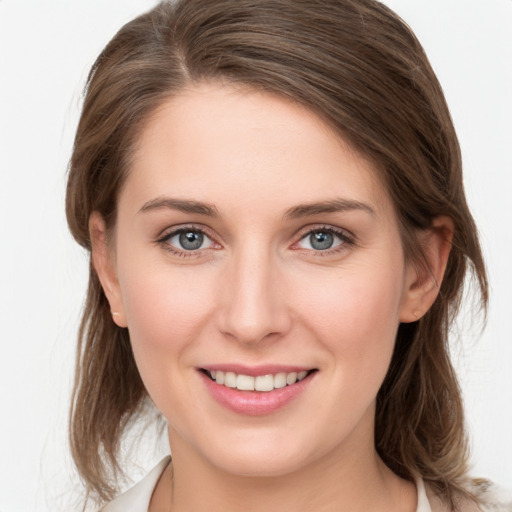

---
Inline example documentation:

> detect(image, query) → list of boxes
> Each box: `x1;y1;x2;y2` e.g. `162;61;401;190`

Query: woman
65;1;507;511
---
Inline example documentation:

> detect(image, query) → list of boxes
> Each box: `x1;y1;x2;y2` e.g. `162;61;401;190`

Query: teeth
225;372;237;388
255;374;273;392
286;372;298;385
237;374;255;391
209;370;311;392
273;372;287;389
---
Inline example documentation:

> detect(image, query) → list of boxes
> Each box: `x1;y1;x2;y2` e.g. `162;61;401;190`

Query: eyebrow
138;197;219;217
138;196;375;219
284;198;376;219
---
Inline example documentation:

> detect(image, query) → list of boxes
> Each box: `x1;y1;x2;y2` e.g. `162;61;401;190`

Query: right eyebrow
283;198;376;219
138;196;219;217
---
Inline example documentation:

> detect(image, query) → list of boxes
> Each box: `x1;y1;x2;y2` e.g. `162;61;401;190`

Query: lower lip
199;371;316;416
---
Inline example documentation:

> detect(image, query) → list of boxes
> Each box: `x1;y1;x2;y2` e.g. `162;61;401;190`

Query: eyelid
156;223;212;241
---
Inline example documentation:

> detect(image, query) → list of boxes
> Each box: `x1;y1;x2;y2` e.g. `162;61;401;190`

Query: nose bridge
218;241;289;345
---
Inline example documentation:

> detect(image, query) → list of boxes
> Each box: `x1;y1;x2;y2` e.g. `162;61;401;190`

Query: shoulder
425;480;512;512
99;456;171;512
466;480;512;512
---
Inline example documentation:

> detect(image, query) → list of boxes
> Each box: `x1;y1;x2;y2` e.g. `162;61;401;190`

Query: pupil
310;231;333;250
179;231;203;250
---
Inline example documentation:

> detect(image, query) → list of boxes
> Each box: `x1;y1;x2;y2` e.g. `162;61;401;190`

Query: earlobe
89;212;127;328
399;216;454;323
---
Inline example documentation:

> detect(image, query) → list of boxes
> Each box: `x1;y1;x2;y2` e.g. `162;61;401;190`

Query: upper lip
199;364;316;377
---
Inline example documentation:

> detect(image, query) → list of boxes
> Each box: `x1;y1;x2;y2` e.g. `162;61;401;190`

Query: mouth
199;368;317;392
198;366;318;415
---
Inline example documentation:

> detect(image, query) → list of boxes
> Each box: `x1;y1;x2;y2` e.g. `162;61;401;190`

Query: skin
91;82;453;512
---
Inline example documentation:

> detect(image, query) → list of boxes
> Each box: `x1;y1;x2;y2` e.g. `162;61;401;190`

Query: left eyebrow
283;198;376;219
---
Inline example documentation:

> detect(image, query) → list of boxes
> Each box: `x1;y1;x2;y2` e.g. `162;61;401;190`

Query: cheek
297;257;405;375
116;263;219;418
117;257;216;365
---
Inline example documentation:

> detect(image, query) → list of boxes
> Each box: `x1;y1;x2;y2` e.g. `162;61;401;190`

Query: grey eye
178;230;204;250
296;229;347;252
309;231;334;250
164;229;213;251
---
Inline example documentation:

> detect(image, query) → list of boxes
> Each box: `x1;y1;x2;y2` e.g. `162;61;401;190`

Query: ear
89;212;127;328
399;216;454;323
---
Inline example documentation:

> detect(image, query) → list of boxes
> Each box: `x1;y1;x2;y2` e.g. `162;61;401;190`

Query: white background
0;1;511;510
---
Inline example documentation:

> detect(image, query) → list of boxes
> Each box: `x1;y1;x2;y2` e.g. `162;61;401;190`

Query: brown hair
66;0;488;506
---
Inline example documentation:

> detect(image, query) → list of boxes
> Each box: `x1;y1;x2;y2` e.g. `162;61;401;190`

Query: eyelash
156;225;356;258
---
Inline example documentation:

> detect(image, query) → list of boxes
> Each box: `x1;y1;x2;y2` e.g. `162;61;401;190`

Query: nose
217;245;292;346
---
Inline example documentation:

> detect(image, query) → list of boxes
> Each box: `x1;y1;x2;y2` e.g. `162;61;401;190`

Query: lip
198;366;317;416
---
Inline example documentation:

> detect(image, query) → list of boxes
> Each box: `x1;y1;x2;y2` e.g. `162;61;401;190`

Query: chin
195;431;323;478
213;451;311;478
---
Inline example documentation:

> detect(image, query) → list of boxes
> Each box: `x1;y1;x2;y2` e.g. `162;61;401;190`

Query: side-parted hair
66;0;487;507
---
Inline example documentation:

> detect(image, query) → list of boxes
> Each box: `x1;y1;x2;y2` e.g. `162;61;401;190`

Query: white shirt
100;457;509;512
101;457;172;512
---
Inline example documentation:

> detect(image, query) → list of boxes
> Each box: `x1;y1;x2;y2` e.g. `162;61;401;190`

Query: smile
199;365;318;415
205;369;311;392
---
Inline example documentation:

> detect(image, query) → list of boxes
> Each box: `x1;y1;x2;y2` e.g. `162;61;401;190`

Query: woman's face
96;83;423;477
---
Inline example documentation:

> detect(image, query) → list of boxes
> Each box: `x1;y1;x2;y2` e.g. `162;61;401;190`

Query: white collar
100;456;171;512
416;477;433;512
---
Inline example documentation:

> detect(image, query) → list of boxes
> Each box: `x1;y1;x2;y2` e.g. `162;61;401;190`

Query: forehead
123;82;392;219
